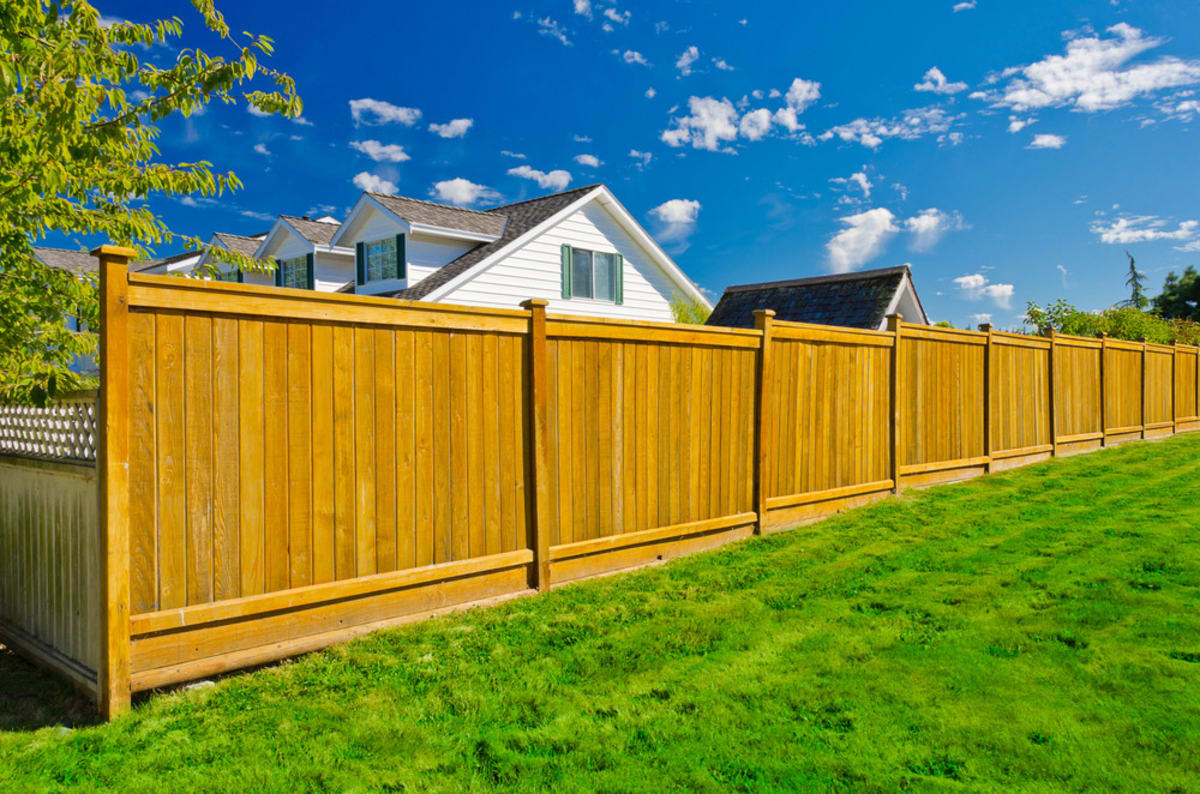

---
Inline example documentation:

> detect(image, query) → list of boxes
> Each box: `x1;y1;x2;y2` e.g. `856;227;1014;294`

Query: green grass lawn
2;434;1200;792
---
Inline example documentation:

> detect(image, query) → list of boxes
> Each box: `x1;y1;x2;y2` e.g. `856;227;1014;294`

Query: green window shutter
395;234;407;280
306;253;315;290
274;258;283;288
561;243;572;299
355;241;365;285
614;253;624;305
236;268;244;284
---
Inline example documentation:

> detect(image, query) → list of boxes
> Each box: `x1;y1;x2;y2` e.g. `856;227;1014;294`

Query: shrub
1024;299;1200;345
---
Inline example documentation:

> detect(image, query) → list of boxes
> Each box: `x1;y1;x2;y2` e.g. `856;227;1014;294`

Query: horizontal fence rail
4;248;1199;720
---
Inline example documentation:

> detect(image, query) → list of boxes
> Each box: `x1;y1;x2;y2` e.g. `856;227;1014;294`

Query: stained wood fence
1;246;1198;719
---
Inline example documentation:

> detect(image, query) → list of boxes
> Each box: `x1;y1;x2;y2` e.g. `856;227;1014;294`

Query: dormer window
275;254;314;290
356;234;407;286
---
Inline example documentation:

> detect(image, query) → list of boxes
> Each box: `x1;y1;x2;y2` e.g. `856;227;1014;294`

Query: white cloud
349;98;421;126
827;208;899;273
1175;240;1200;252
1089;215;1198;244
253;143;270;156
507;165;572;191
1057;264;1070;288
574;153;602;167
830;170;873;198
739;18;749;25
429;118;474;138
953;1;976;11
574;134;592;143
955;273;1015;309
352;172;398;195
430;178;501;207
573;0;592;18
629;149;653;168
738;108;773;141
1027;133;1066;149
645;87;657;99
974;23;1200;112
662;96;740;151
1007;116;1037;133
240;209;276;222
603;7;630;25
537;17;572;46
649;199;702;251
914;66;968;94
820;107;960;149
350;140;411;162
621;50;649;66
501;150;526;159
676;46;700;76
774;77;822;133
904;208;967;251
939;131;965;147
713;58;735;71
972;313;993;325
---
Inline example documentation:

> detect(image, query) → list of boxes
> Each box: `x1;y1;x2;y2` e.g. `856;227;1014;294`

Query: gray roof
393;184;601;300
368;193;509;238
133;249;201;273
280;215;341;245
706;265;918;330
32;247;97;274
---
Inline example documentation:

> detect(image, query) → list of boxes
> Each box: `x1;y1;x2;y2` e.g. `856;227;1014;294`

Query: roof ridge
32;245;88;253
280;213;341;225
368;192;501;217
213;231;262;240
724;265;910;294
486;183;602;213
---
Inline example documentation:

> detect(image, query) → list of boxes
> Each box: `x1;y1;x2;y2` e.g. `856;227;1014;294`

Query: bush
1025;299;1200;345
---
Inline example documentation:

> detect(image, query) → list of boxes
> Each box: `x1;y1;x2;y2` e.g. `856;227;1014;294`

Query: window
277;255;309;289
214;268;242;283
364;238;399;282
568;247;618;302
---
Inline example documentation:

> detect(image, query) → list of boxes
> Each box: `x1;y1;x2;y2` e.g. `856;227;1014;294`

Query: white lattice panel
0;393;98;462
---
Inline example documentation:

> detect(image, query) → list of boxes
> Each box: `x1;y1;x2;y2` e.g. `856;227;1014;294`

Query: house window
278;255;308;289
364;238;399;282
570;248;617;301
214;268;241;283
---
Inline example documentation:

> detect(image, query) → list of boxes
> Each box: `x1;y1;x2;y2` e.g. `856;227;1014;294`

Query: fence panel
1177;347;1199;426
1145;345;1174;435
1104;341;1144;439
991;333;1051;459
1053;336;1103;450
898;325;986;483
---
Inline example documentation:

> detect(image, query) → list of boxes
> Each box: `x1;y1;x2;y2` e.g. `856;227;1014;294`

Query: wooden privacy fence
1;246;1198;720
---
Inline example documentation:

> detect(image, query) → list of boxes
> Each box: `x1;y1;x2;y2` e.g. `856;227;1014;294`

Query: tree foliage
669;295;712;325
0;0;299;403
1153;265;1200;321
1121;250;1149;310
1025;299;1200;345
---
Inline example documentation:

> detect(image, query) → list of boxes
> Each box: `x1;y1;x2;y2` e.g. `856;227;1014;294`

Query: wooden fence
1;246;1198;719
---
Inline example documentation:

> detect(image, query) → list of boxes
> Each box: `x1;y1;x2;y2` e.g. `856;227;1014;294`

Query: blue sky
88;0;1200;327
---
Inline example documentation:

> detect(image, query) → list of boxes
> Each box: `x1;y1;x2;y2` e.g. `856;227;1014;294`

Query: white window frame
364;238;399;282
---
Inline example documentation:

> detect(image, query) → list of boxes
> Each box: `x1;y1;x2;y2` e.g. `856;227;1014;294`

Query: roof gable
706;265;922;330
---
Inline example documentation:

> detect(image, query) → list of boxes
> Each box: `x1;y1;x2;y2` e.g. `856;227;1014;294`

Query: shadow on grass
0;645;99;732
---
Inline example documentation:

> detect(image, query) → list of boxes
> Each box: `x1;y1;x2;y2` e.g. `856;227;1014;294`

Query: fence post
887;314;903;493
1140;336;1148;439
1171;340;1178;435
1098;332;1108;447
752;309;775;535
521;299;552;592
1048;329;1058;456
979;323;993;471
94;245;136;719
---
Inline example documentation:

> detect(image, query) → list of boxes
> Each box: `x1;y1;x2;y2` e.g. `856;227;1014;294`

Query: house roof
280;215;342;246
211;232;265;258
706;265;920;330
32;247;97;274
132;249;201;273
367;193;509;239
393;184;601;300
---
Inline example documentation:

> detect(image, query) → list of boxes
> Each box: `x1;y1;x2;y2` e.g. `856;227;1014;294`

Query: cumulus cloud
501;150;526;159
629;149;653;169
1027;133;1066;149
428;118;474;138
507;165;572;191
914;66;968;94
1007;116;1037;133
973;23;1200;112
904;208;967;251
430;178;501;207
713;58;735;71
676;46;700;76
954;273;1015;309
574;153;602;167
645;87;657;98
1089;215;1198;244
253;143;270;156
603;7;630;25
349;98;421;126
738;108;773;141
573;0;591;18
819;107;960;149
537;17;571;46
649;199;702;251
662;78;820;151
353;172;398;195
774;77;822;131
620;50;649;66
827;208;900;273
953;1;977;11
350;140;411;162
830;170;873;199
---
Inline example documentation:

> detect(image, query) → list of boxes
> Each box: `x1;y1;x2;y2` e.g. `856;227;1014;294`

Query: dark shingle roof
132;249;201;273
706;265;913;330
280;215;341;245
368;193;509;238
32;247;97;274
393;184;601;301
212;232;264;258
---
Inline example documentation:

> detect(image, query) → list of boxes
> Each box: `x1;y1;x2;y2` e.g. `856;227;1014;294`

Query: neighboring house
253;215;353;291
329;183;709;321
191;231;269;281
32;247;100;374
705;265;928;331
134;249;203;275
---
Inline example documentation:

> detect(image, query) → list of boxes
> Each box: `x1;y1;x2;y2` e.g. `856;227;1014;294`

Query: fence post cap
752;308;776;318
520;299;550;310
1138;336;1148;343
977;322;993;332
89;245;138;262
1097;332;1108;339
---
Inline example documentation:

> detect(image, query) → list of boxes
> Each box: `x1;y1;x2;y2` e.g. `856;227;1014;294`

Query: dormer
255;215;353;291
330;192;507;296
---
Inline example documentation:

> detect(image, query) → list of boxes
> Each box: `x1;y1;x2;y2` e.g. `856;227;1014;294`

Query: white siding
437;200;681;322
